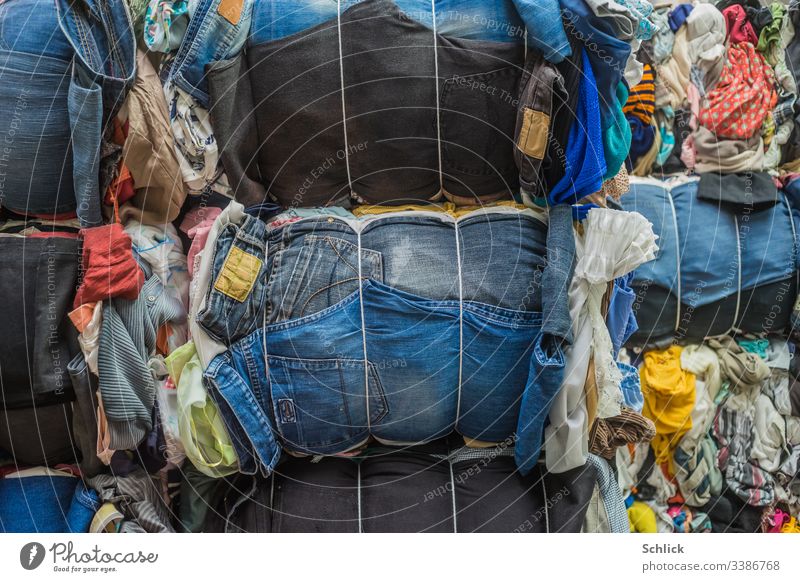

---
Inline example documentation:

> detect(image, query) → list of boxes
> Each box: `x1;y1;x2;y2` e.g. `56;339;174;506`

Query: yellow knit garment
641;346;696;469
628;501;657;533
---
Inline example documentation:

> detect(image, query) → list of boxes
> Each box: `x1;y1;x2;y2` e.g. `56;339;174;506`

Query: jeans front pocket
268;355;388;455
271;233;383;323
457;303;542;443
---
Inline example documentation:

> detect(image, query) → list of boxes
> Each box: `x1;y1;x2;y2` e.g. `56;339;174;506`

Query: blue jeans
196;213;269;345
204;210;564;474
168;0;254;107
623;180;797;307
0;0;135;226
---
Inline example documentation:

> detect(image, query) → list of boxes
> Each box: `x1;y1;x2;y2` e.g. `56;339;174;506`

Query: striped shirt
623;64;656;125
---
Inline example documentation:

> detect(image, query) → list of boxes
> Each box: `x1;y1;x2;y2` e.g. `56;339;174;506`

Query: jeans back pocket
457;303;541;443
268;355;388;455
439;66;520;198
199;217;268;344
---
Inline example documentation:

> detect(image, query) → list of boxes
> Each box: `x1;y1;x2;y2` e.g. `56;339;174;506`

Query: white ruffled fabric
577;209;657;419
545;208;658;472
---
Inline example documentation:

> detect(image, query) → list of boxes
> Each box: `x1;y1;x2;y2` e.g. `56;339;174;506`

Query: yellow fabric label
217;0;244;25
213;246;262;302
517;108;549;160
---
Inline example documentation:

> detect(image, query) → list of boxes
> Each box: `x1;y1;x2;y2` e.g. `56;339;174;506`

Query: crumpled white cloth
545;208;658;473
165;83;232;197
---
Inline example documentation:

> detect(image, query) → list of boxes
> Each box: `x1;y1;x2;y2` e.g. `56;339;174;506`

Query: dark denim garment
0;236;80;408
204;210;564;474
208;0;527;208
207;440;595;533
621;180;798;344
0;0;135;226
170;0;569;107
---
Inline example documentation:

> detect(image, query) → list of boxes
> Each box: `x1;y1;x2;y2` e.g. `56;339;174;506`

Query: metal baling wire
337;0;354;195
665;186;682;333
357;462;363;533
336;0;363;533
432;0;459;532
431;0;444;194
542;467;551;533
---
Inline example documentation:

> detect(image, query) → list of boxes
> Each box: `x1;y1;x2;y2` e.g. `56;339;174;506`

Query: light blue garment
204;210;563;475
169;0;255;106
249;0;527;45
608;272;638;355
0;0;135;226
617;361;644;411
247;0;570;60
623;180;798;308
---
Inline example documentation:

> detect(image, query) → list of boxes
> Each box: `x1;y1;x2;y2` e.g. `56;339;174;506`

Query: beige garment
119;51;186;225
693;126;765;173
656;26;690;109
686;3;726;91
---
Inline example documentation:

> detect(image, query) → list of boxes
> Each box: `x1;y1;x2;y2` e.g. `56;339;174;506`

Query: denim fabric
671;181;739;308
4;0;134;220
168;0;254;107
196;213;269;345
0;476;99;533
172;0;568;108
0;236;80;408
204;332;283;475
67;353;105;478
622;180;798;344
204;377;259;475
208;0;527;208
0;0;135;226
514;335;566;474
618;361;644;412
608;272;638;355
246;0;568;60
249;0;526;45
206;209;561;472
0;403;75;466
542;205;576;344
211;439;595;532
